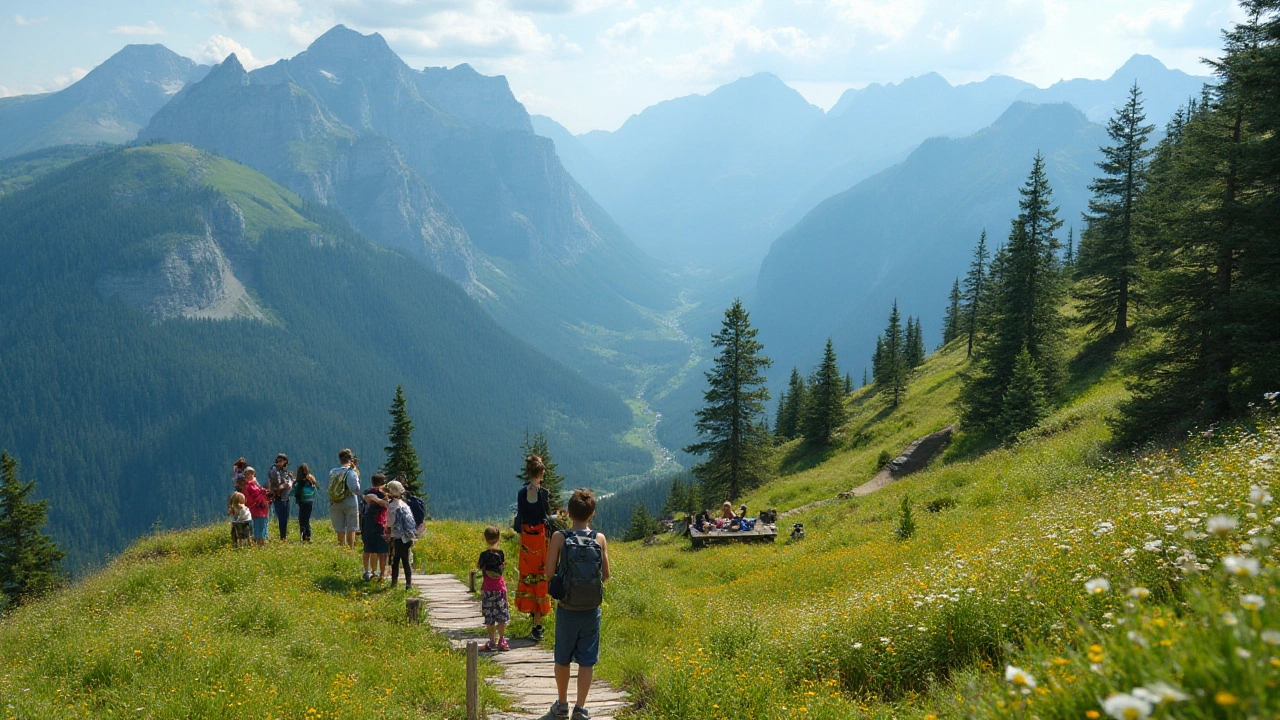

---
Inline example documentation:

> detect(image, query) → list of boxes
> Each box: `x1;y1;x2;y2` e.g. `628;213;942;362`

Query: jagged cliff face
0;45;209;159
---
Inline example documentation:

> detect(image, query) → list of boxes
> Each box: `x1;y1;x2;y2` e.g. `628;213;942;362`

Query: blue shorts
553;606;601;667
252;517;269;540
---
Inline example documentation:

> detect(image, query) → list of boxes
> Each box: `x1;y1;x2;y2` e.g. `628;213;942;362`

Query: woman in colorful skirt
515;454;554;642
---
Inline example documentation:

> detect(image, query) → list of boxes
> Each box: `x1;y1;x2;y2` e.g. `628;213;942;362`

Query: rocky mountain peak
302;25;404;71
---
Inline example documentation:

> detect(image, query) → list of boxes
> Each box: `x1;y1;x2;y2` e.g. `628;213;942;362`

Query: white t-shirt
231;505;252;523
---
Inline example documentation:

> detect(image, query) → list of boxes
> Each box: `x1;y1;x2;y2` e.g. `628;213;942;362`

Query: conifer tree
844;372;854;394
518;432;565;509
804;338;847;446
942;278;962;344
1064;226;1075;267
960;154;1066;436
961;231;990;357
685;299;773;501
382;385;424;497
862;367;868;388
905;317;926;368
894;495;915;540
874;301;909;406
623;504;659;541
775;368;806;440
1075;82;1154;339
871;337;885;383
997;345;1047;442
0;452;64;609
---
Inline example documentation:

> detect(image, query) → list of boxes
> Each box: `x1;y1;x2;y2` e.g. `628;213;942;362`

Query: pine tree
1064;226;1075;267
874;301;909;406
623;504;659;541
997;345;1047;442
942;278;962;344
685;299;774;501
960;154;1066;436
663;476;688;517
861;367;868;388
0;452;64;609
904;317;926;368
382;385;424;497
1116;4;1280;440
1075;82;1154;339
517;432;565;509
894;495;915;540
775;368;806;440
844;372;854;394
961;231;990;357
871;337;885;383
804;338;847;446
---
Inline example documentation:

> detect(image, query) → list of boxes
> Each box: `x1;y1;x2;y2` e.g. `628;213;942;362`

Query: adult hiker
329;449;361;550
515;454;554;642
267;453;294;541
292;463;317;542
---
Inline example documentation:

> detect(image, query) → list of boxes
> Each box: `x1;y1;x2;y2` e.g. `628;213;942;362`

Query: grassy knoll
0;522;505;719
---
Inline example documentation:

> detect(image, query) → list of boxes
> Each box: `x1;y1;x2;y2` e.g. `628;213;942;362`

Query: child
242;468;270;547
540;489;610;720
362;473;391;581
477;525;510;652
384;481;417;590
228;491;252;548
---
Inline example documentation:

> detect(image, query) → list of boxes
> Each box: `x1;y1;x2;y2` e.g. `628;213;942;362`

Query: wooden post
468;569;477;593
406;596;421;624
465;640;479;720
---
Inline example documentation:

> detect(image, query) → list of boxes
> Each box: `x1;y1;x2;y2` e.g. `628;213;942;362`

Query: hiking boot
537;701;569;720
530;624;544;642
571;706;590;720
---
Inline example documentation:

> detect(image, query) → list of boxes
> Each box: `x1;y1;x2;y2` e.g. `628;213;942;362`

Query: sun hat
385;480;405;497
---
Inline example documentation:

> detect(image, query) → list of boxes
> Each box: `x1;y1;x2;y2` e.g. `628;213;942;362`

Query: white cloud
14;14;48;26
0;85;19;98
378;4;556;59
827;0;927;43
110;21;166;36
51;67;89;90
194;35;269;69
210;0;302;30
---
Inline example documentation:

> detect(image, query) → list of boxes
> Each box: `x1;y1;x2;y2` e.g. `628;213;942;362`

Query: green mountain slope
0;143;649;567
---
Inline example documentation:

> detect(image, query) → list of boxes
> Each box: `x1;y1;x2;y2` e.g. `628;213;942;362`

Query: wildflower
1085;578;1111;594
1004;665;1036;693
1250;485;1273;505
1127;631;1148;647
1143;540;1163;552
1086;712;1101;719
1088;644;1106;663
1222;611;1239;626
1207;515;1238;536
1136;682;1189;703
1235;647;1251;659
1128;587;1151;600
1102;692;1153;720
1240;594;1266;611
1223;555;1260;577
852;642;862;649
1261;629;1280;646
1214;691;1238;706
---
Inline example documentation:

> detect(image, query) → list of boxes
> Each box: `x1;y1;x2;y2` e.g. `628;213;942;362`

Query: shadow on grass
314;573;395;597
1064;334;1123;401
777;441;838;475
942;429;1000;463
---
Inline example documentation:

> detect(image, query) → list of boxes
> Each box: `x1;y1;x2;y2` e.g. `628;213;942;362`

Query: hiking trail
412;574;630;719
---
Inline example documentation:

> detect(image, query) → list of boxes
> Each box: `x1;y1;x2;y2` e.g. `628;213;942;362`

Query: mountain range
535;54;1209;273
0;143;649;567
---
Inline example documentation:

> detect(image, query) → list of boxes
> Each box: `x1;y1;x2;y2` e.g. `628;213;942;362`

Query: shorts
330;504;360;533
230;521;251;542
482;590;510;625
362;521;389;554
251;517;269;540
553;606;601;667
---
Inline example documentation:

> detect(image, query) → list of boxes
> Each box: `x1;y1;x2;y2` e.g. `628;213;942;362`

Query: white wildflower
1236;647;1252;659
1143;540;1163;552
1222;611;1239;626
852;642;863;649
1004;665;1036;693
1086;578;1112;595
1208;515;1238;536
1223;555;1261;577
1128;587;1151;600
1102;692;1153;720
1137;682;1190;703
1250;485;1273;505
1127;630;1149;647
1240;594;1266;611
1261;629;1280;646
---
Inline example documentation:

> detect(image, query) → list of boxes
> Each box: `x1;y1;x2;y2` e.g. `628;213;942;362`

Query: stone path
411;574;630;720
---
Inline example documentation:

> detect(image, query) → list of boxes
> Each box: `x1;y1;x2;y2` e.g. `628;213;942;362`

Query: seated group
689;502;779;533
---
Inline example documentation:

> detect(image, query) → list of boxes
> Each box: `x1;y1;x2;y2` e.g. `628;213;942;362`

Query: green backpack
328;468;353;504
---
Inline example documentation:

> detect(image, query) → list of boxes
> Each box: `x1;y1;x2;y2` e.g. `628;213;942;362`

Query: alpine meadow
0;2;1278;720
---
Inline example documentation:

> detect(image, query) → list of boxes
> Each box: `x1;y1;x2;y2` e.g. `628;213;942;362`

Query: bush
894;495;915;540
925;496;957;513
876;449;894;470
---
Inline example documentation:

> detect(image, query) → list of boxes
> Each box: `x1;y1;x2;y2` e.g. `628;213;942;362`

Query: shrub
925;496;957;513
876;449;894;470
894;495;915;540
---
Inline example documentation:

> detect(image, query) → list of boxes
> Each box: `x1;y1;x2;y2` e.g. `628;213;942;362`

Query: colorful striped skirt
515;524;551;615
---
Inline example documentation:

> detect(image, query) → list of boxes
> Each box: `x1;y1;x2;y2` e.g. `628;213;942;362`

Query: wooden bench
689;524;777;548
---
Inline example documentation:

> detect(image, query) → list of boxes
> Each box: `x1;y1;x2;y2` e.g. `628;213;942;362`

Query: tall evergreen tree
518;432;565;509
623;504;660;541
960;154;1066;435
904;317;926;368
804;338;847;446
775;367;806;440
942;278;963;344
1064;226;1075;267
382;385;424;497
685;299;774;501
1117;3;1280;440
875;301;909;406
997;345;1048;442
0;452;64;609
1075;82;1155;339
961;231;990;357
862;366;868;388
844;372;854;394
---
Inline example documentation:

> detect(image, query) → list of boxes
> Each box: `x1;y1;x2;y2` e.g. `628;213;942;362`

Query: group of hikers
225;449;426;586
690;501;779;533
224;450;611;720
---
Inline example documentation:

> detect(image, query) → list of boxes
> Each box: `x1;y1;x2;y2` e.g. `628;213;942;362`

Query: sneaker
481;641;497;653
498;639;510;651
572;706;590;720
530;624;544;642
362;570;372;581
537;701;569;720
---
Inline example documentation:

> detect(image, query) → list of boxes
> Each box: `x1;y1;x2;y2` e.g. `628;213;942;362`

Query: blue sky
0;0;1243;132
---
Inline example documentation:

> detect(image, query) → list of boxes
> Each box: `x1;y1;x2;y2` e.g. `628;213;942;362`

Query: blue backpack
550;529;603;611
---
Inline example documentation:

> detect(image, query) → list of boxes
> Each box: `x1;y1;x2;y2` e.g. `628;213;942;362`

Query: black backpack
406;494;426;525
549;529;603;611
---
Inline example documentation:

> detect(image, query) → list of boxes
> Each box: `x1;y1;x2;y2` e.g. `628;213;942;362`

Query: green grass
0;522;506;719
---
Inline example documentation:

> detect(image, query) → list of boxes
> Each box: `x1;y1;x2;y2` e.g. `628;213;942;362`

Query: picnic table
689;523;778;548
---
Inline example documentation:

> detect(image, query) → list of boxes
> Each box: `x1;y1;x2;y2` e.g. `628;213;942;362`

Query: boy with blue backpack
540;488;610;720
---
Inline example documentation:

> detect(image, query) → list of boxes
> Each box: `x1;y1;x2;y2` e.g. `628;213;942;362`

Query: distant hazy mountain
753;102;1107;384
535;56;1209;273
140;26;678;390
0;143;649;566
0;45;207;159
